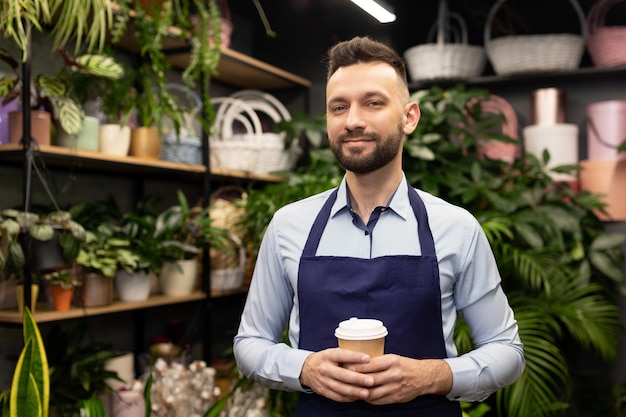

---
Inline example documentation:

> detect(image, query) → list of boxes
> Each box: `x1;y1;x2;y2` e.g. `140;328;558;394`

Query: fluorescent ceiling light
350;0;396;23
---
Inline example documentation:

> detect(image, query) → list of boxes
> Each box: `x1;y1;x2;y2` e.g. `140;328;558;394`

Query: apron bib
295;186;461;417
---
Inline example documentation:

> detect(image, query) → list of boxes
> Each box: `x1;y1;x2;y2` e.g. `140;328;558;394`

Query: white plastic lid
334;317;388;340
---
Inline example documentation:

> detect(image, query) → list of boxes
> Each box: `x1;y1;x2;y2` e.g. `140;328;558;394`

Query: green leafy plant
0;209;86;279
0;48;124;135
404;85;625;417
155;190;230;264
0;0;115;62
41;269;81;289
45;322;121;417
0;308;49;417
76;223;140;278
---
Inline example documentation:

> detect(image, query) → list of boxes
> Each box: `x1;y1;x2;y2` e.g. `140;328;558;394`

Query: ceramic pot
9;110;52;146
18;228;69;274
50;285;74;311
99;124;131;156
159;259;198;296
79;271;113;307
523;123;579;182
115;270;152;302
130;126;161;159
579;159;626;221
111;390;145;417
57;116;100;151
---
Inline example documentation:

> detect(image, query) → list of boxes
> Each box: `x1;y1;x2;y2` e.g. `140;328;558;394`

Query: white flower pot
115;270;152;302
159;259;198;296
99;124;131;156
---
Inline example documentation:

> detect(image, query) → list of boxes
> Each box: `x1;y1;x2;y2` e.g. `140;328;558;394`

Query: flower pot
8;110;52;146
99;124;131;156
78;270;113;307
579;159;626;221
130;126;161;160
159;259;198;296
57;116;100;151
115;270;152;302
111;390;145;417
16;284;39;314
523;123;579;181
50;284;74;311
18;228;69;274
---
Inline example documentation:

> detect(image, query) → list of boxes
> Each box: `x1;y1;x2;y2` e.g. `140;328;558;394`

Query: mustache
339;130;379;141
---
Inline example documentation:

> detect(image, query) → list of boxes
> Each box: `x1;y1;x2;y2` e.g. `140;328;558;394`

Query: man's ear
403;102;420;135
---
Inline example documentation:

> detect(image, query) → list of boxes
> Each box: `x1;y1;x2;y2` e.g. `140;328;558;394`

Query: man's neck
346;166;403;224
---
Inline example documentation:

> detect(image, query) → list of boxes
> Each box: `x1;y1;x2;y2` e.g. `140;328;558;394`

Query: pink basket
586;0;626;67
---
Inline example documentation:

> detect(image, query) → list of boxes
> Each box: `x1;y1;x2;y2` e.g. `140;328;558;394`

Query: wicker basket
586;0;626;67
209;186;248;292
484;0;586;75
160;135;202;165
160;83;204;165
404;2;485;82
209;92;300;174
210;234;246;292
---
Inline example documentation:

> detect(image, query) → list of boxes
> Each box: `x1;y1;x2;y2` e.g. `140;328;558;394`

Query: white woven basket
210;234;246;292
404;4;485;81
209;91;300;174
484;0;586;75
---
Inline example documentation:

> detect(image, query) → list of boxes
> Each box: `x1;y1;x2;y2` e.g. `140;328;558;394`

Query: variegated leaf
75;54;124;79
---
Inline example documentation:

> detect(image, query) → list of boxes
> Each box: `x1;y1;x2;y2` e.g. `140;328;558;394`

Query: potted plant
75;223;139;307
41;268;81;311
0;48;124;145
154;190;229;296
0;0;122;148
109;0;223;159
0;208;86;275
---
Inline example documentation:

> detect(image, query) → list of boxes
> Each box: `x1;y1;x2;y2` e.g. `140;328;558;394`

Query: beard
331;122;404;174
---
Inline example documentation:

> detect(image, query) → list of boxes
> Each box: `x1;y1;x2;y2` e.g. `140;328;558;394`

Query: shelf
0;144;287;183
110;3;311;90
409;65;626;90
0;288;248;324
0;291;206;324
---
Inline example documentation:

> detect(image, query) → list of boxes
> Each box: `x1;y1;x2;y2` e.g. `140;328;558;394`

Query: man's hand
299;348;375;402
351;355;453;405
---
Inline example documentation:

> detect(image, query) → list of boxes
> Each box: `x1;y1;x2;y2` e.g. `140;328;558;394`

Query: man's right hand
299;348;375;402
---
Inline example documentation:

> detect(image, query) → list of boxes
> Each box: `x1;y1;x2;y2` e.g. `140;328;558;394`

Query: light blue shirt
234;174;524;402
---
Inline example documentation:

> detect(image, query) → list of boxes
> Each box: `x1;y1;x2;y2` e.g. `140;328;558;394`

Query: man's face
325;62;413;174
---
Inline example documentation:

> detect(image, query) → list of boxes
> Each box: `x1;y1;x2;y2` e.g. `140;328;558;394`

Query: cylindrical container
530;88;567;125
335;317;388;358
586;100;626;161
523;123;579;181
579;159;626;221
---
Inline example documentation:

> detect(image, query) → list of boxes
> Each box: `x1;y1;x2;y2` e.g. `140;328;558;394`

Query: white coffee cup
335;317;388;357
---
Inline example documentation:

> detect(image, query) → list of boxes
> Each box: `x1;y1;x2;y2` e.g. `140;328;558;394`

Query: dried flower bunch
149;358;219;417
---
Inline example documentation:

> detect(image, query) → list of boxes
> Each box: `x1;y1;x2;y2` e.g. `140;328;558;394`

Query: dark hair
326;36;408;88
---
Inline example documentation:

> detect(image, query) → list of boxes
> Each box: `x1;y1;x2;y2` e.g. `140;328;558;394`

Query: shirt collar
330;174;413;221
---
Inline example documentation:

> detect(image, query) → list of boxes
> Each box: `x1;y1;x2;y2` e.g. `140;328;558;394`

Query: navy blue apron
295;186;461;417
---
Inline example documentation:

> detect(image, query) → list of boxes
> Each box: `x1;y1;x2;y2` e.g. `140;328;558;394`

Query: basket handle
586;0;626;36
484;0;586;45
211;97;263;141
427;12;468;45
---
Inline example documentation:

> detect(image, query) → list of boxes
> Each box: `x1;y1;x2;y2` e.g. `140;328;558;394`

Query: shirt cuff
283;349;314;392
444;356;485;402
